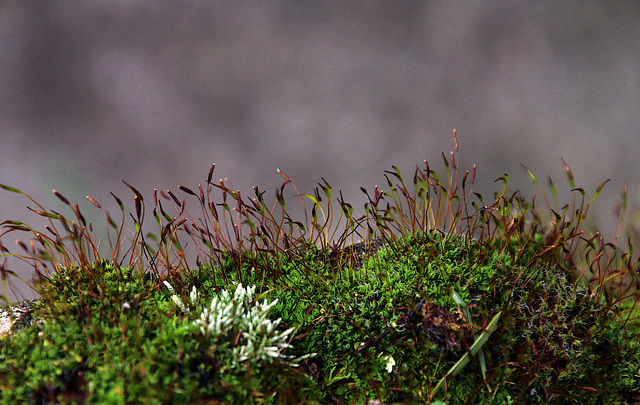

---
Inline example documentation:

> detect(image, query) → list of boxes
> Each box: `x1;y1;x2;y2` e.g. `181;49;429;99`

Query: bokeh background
2;2;640;301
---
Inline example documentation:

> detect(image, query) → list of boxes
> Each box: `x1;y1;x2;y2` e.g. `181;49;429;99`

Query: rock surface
0;299;42;338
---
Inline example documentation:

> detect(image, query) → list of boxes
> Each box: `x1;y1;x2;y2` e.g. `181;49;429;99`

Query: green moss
1;234;638;404
1;140;639;403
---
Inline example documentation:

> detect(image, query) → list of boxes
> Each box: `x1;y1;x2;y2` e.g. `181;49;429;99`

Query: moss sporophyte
0;132;639;403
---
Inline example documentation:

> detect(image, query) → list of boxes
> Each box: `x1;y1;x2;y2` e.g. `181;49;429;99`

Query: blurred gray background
2;2;640;301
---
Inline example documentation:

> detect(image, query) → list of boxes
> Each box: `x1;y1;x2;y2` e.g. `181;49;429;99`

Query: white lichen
164;281;305;370
383;354;395;373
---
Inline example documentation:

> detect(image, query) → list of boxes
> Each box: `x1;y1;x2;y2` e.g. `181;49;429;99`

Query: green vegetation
1;134;639;404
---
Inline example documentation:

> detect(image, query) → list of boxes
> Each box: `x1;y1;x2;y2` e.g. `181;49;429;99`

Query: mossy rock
0;232;638;404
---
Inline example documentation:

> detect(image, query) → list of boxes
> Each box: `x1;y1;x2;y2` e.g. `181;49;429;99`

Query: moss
2;231;636;404
1;137;638;403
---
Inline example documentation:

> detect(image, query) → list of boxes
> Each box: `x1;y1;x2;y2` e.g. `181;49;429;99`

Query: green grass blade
469;311;501;356
432;311;502;395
